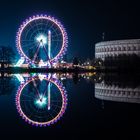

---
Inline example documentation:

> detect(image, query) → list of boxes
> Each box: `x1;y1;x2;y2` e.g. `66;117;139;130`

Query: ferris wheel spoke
35;20;41;35
36;23;43;33
21;93;35;99
23;23;35;39
20;99;33;102
51;24;59;33
42;45;49;61
47;111;55;119
42;81;50;97
51;107;61;114
33;44;41;61
23;46;37;57
52;44;61;55
39;19;44;31
48;22;55;31
42;20;50;34
51;26;62;37
51;99;63;102
51;33;62;38
36;21;45;35
28;21;34;29
26;22;41;40
21;41;36;48
21;40;35;42
51;104;61;108
32;80;41;98
51;39;63;42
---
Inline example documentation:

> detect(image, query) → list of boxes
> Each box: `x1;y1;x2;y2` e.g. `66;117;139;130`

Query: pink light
16;14;68;64
16;76;67;127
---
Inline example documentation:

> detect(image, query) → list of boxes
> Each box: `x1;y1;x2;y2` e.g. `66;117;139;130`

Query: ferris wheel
16;76;67;126
16;14;68;66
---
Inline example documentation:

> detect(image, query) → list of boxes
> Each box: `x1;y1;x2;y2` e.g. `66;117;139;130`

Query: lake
0;72;140;139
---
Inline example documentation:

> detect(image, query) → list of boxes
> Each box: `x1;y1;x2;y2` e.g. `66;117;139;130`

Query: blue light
14;57;25;67
15;74;25;83
34;94;47;109
36;34;47;46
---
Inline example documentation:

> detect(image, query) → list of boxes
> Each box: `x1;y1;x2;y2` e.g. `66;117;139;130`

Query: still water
0;72;140;138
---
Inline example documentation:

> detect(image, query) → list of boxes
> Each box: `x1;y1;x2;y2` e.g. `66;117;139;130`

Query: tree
0;46;16;67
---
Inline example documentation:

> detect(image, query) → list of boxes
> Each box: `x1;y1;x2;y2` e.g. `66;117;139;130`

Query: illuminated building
95;39;140;70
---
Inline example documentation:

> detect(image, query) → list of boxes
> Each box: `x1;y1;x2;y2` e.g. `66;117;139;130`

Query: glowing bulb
36;34;47;46
35;94;47;108
38;73;46;81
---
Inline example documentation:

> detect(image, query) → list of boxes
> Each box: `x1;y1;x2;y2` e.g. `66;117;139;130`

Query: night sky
0;0;140;60
1;1;140;138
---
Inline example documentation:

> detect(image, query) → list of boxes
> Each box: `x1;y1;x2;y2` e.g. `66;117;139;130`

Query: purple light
16;14;68;65
15;76;67;127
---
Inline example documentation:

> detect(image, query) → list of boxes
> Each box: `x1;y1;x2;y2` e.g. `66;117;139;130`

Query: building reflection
95;73;140;104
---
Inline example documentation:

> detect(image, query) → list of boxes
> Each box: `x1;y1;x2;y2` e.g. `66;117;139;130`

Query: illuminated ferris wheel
16;76;67;126
16;15;68;66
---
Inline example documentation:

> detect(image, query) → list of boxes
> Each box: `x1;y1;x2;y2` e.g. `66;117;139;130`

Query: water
0;72;140;139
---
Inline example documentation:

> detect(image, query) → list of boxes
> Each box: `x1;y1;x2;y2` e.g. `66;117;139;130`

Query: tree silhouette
0;46;16;68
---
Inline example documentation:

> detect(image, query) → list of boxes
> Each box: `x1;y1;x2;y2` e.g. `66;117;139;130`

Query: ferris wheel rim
16;76;67;126
16;14;68;64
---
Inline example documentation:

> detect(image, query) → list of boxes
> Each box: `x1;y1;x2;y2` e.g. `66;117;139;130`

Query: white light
14;57;25;67
38;59;45;67
36;34;47;46
38;74;46;81
15;74;24;83
35;95;47;108
61;77;66;80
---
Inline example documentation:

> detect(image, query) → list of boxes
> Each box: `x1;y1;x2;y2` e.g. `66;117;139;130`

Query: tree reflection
0;73;16;96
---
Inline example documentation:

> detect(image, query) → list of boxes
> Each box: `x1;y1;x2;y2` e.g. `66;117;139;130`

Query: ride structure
16;14;68;68
16;74;67;126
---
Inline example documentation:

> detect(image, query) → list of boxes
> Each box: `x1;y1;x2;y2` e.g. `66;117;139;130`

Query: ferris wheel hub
35;94;47;108
36;34;47;46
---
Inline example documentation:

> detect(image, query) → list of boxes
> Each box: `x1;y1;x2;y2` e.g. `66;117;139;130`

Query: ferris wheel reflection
16;74;67;127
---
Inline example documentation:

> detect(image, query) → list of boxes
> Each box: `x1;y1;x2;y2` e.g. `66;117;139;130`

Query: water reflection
0;72;140;128
0;73;16;96
16;74;67;127
13;72;97;127
95;73;140;104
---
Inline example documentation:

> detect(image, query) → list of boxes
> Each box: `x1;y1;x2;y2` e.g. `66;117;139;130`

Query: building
95;39;140;70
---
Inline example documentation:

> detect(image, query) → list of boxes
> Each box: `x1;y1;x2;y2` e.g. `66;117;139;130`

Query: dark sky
0;0;140;60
